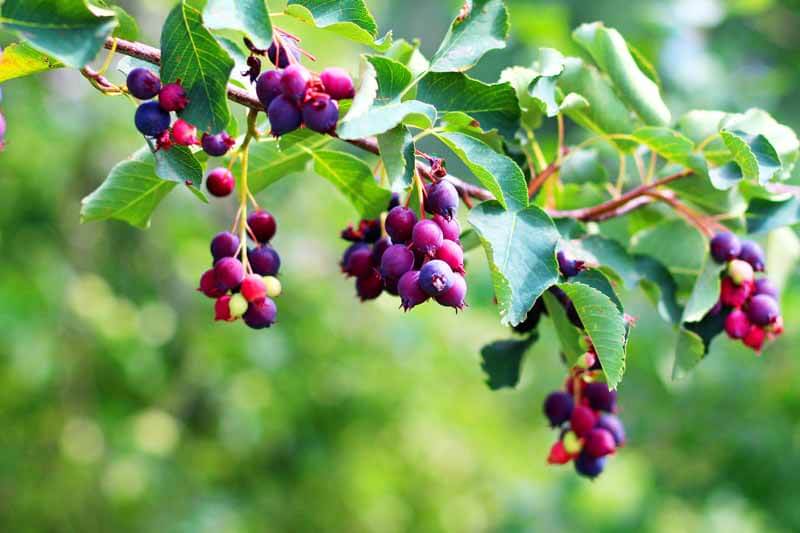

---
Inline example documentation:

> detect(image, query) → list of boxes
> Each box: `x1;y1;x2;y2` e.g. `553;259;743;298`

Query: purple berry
267;38;301;68
583;382;617;413
158;82;188;112
388;193;401;210
202;132;235;157
425;180;459;220
574;452;606;478
134;101;170;137
566;302;583;329
543;391;574;427
247;210;277;243
432;214;460;242
256;70;283;109
412;219;444;256
398;270;429;310
739;240;766;272
249;245;281;276
385;206;417;244
419;259;455;296
206;167;235;197
746;294;780;326
0;111;6;149
370;238;392;266
280;64;311;102
356;270;383;301
343;244;373;278
214;257;245;290
320;67;355;100
596;414;626;446
126;67;161;100
302;93;339;133
210;231;240;260
435;274;467;310
725;308;750;339
198;269;226;298
710;232;741;263
584;428;616;458
380;244;415;281
267;95;302;136
435;239;465;274
243;297;277;329
754;278;779;299
557;251;582;278
384;276;400;295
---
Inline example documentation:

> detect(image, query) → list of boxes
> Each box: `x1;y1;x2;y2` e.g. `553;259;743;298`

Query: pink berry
435;239;465;274
569;405;597;438
412;219;444;256
159;82;188;112
432;214;460;242
241;274;267;303
720;276;753;308
206;167;235;197
725;309;750;339
397;270;429;311
247;210;277;243
385;206;417;244
320;67;355;100
214;295;233;321
214;257;244;290
584;428;616;458
198;269;226;298
172;119;199;146
435;273;467;310
743;325;766;352
280;64;311;102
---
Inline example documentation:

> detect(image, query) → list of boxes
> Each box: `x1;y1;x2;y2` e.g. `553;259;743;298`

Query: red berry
172;119;199;146
214;295;233;321
356;270;383;301
198;269;226;298
547;440;573;465
241;274;267;303
247;210;277;243
159;82;188;112
724;308;750;339
432;214;460;242
206;167;235;197
435;274;467;310
584;428;616;458
720;276;753;307
570;405;597;438
214;257;245;290
743;325;767;352
435;239;465;274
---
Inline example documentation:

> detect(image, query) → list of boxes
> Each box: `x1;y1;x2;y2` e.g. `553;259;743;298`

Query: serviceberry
432;214;460;243
280;64;311;102
419;259;455;296
747;294;779;326
267;37;301;68
268;95;302;136
370;237;392;266
302;93;339;133
159;82;188;112
743;325;766;351
425;180;459;219
434;239;465;274
557;251;583;278
202;132;235;157
256;69;283;109
543;391;574;427
241;274;267;303
584;428;616;458
596;414;626;446
720;276;753;307
728;259;754;285
263;276;282;298
570;405;597;438
249;245;281;276
583;382;617;412
247;210;277;243
210;231;240;260
320;67;355;100
172;119;199;146
126;67;161;100
710;231;741;263
214;295;233;321
436;274;467;310
385;206;417;244
198;269;226;298
134;101;170;137
574;452;606;479
412;219;444;256
725;308;750;339
380;244;415;281
547;440;573;465
398;270;429;311
229;293;249;318
214;257;245;290
356;270;383;301
206;167;235;197
243;297;277;329
739;240;766;271
754;278;779;299
342;244;373;278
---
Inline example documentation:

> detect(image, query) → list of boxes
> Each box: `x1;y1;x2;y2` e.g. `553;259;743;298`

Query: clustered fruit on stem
543;349;626;479
709;232;784;352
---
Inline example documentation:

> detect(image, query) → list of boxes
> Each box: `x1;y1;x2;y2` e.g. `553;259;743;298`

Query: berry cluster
543;351;626;479
197;210;283;329
709;232;784;352
254;37;354;136
340;179;468;311
127;68;235;156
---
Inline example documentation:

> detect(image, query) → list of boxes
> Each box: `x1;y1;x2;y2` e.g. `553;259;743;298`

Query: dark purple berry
385;206;417;244
320;67;355;100
754;278;779;299
398;270;428;310
249;245;281;276
280;64;310;102
380;244;415;281
267;37;301;68
198;269;226;298
746;294;780;326
583;382;617;413
388;193;401;210
370;237;392;266
256;69;283;109
343;245;373;278
710;231;741;263
384;276;400;295
543;391;574;427
206;167;235;197
134;101;170;137
596;414;626;446
210;231;240;261
584;428;616;458
574;452;606;478
725;308;750;339
243;297;277;329
513;298;545;334
557;251;582;278
435;239;465;274
247;210;277;243
412;219;444;256
126;67;161;100
565;302;583;329
302;93;339;133
739;240;766;272
267;95;302;136
432;214;460;242
214;257;245;290
202;132;235;157
341;242;368;272
436;274;467;310
419;259;455;296
356;270;383;301
425;180;459;220
158;82;188;112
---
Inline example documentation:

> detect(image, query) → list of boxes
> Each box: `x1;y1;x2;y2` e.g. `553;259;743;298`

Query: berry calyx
201;132;235;157
543;391;574;427
210;231;240;260
256;69;283;109
419;259;455;296
241;274;267;303
724;308;750;339
263;276;282;298
710;231;741;263
214;295;233;321
172;119;199;146
247;210;277;243
412;219;444;256
280;64;311;102
398;270;429;311
229;293;248;318
243;297;277;329
158;81;188;112
727;259;754;285
435;274;467;310
214;257;245;290
746;294;779;326
134;101;170;137
380;244;415;281
126;67;161;100
584;428;616;458
249;245;281;276
267;94;302;136
385;206;417;244
738;240;766;272
302;93;339;134
206;167;235;197
320;67;355;100
425;180;459;220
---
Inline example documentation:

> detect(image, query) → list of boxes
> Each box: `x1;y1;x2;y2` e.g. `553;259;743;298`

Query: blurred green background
1;0;800;531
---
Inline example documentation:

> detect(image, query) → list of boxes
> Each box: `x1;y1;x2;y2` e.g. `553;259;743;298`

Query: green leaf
480;335;536;390
417;71;520;140
337;55;435;140
676;109;730;165
560;281;627;388
557;58;638;150
150;145;204;190
682;257;725;323
81;155;176;229
285;0;390;51
526;48;566;118
746;196;800;234
434;132;528;211
377;126;415;193
673;312;725;379
576;235;639;288
384;38;429;78
304;149;391;219
721;108;799;161
560;149;608;185
635;255;681;325
468;202;560;326
571;269;623;314
541;290;586;364
109;5;138;41
499;66;543;131
0;42;63;83
573;22;671;126
665;164;746;215
0;0;117;68
631;126;708;176
631;218;706;290
160;1;234;134
439;112;505;153
248;134;331;193
716;130;781;187
430;0;509;72
204;0;272;50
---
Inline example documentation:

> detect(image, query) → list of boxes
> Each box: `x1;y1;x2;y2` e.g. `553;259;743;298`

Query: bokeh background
1;0;800;531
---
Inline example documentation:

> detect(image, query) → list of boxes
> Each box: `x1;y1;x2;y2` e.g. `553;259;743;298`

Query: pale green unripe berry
728;259;754;285
563;430;582;455
263;275;282;298
229;293;248;318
